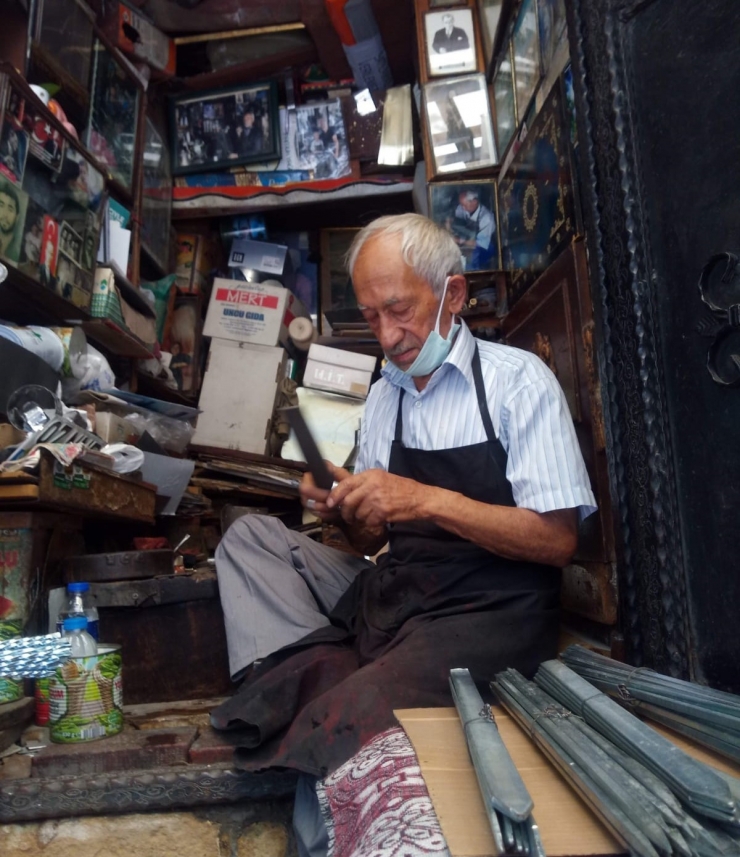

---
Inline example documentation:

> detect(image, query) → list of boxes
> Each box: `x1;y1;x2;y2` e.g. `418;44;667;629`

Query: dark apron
212;346;561;778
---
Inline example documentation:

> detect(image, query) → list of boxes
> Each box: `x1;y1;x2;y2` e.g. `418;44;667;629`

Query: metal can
35;677;51;725
49;645;123;743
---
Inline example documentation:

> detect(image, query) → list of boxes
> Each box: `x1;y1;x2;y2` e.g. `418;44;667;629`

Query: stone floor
0;697;298;856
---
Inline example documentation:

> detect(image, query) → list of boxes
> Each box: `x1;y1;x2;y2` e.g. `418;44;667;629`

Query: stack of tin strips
493;669;740;857
0;633;72;679
561;645;740;763
449;668;545;857
534;660;740;826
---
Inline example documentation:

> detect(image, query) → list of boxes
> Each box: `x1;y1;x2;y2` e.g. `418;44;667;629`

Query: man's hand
299;462;350;523
326;468;426;529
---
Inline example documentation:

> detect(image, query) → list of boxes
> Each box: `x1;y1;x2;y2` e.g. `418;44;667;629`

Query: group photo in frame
294;100;351;180
424;8;479;78
170;80;279;175
428;180;500;272
423;74;497;175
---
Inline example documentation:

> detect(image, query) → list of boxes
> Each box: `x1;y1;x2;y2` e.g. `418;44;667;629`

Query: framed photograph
512;0;541;121
294;100;351;180
319;227;363;333
85;39;141;192
423;74;497;176
0;122;28;185
538;0;568;78
428;180;500;271
424;9;479;78
0;173;29;264
141;116;172;273
477;0;503;64
170;81;279;176
492;43;518;155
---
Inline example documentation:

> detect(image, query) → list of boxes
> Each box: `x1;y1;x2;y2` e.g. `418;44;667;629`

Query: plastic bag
61;344;116;400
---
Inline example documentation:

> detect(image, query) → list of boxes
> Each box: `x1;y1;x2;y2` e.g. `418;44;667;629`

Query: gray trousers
215;514;373;680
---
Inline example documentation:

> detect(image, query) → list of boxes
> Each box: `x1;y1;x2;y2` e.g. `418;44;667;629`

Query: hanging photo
170;81;280;176
492;44;517;155
423;74;497;176
538;0;568;78
428;180;500;271
477;0;504;64
293;100;351;180
424;9;478;78
0;122;28;185
512;0;541;121
0;174;28;264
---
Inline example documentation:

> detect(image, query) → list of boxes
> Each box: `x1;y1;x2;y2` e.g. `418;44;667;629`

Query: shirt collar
380;320;476;393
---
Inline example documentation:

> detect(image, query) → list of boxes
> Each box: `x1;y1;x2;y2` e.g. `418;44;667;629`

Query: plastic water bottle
62;616;98;657
57;582;99;641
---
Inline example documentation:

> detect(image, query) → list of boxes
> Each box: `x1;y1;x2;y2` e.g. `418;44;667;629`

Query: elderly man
212;214;595;783
432;13;470;53
451;189;497;270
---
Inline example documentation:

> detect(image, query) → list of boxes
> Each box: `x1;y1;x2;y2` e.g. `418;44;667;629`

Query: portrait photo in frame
170;80;279;175
512;0;541;121
428;180;500;272
319;227;364;333
424;8;478;78
423;74;497;176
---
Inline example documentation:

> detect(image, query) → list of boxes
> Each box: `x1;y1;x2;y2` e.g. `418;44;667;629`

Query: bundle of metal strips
449;668;545;856
534;659;740;826
0;633;72;679
493;668;740;857
561;645;740;762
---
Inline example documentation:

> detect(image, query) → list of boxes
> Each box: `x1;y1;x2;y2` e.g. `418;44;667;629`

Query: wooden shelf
83;319;154;359
0;268;91;325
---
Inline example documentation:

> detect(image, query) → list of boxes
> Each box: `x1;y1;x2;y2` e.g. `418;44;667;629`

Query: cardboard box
93;412;141;445
191;340;287;454
203;278;309;349
92;267;157;348
111;3;176;76
304;344;377;399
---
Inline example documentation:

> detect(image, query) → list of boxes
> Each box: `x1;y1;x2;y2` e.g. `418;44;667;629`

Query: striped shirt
354;322;597;521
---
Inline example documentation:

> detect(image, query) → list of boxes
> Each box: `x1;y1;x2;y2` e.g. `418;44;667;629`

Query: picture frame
423;74;497;176
538;0;568;78
428;179;501;272
85;38;141;193
294;100;351;180
141;115;173;274
477;0;504;66
492;42;518;156
319;227;363;334
424;8;479;78
512;0;541;122
170;80;279;176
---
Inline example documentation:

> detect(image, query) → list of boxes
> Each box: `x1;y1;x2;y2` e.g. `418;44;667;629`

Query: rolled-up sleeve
502;376;597;522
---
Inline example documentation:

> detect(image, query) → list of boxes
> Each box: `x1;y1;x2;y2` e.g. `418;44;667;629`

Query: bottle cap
67;582;90;593
62;616;88;631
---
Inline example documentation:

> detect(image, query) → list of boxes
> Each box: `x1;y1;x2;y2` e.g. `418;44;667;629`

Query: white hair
347;214;463;298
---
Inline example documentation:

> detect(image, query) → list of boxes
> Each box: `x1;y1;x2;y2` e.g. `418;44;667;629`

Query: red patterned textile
316;726;451;857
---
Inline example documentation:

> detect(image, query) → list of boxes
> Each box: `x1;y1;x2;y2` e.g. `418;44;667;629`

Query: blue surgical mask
400;277;460;377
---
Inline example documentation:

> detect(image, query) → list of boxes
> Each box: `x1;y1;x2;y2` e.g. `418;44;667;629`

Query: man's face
460;195;479;214
0;192;18;235
243;112;255;128
353;234;454;372
443;15;453;31
318;115;328;132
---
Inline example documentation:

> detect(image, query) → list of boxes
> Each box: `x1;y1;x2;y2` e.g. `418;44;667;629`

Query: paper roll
288;317;318;351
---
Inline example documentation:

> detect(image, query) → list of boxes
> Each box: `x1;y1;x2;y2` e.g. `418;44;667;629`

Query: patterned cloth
316;727;451;857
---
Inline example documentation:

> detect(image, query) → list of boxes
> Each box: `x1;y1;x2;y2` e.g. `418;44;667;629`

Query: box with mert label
304;344;377;399
203;277;309;348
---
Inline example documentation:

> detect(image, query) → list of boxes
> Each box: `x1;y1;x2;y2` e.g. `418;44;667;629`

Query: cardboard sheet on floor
394;707;622;857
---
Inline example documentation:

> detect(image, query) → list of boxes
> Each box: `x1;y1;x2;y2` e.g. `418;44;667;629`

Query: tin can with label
49;645;123;743
35;677;51;725
0;621;23;704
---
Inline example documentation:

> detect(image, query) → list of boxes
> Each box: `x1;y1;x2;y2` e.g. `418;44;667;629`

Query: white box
192;340;287;454
203;277;308;348
303;344;377;399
